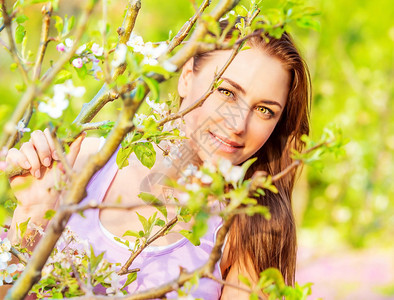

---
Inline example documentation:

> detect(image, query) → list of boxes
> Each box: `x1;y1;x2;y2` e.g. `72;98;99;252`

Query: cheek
249;121;278;151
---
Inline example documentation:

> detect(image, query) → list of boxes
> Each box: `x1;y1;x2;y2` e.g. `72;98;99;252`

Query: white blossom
185;183;200;192
163;60;177;72
134;113;147;129
225;166;244;183
111;44;127;68
38;80;85;119
91;43;104;56
65;38;74;51
200;174;213;184
183;164;198;177
146;97;167;116
127;33;145;53
16;121;31;133
178;192;190;204
38;95;69;119
218;159;232;175
141;42;167;66
76;44;86;55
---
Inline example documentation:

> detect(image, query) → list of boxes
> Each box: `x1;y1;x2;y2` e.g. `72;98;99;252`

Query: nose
220;102;250;135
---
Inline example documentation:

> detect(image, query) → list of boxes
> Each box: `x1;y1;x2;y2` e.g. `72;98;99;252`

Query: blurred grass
0;0;393;252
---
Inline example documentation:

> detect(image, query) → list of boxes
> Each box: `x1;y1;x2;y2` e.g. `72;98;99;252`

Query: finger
6;148;31;170
66;132;86;167
20;142;42;178
31;130;52;167
43;128;58;161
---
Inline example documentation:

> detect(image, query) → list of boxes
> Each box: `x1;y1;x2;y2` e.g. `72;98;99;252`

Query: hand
5;129;85;243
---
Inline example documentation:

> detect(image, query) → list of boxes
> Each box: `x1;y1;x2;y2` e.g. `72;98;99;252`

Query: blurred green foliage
0;0;393;252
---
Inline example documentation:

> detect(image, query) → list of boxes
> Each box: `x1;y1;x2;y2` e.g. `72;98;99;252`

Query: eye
256;106;275;117
218;88;234;99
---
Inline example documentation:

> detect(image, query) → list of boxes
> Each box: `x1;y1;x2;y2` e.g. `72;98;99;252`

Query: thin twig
32;2;52;81
0;0;97;151
271;140;334;182
0;0;29;85
118;216;178;275
71;263;91;296
158;41;244;127
49;129;74;178
80;121;111;131
166;0;211;53
10;246;28;265
206;273;263;299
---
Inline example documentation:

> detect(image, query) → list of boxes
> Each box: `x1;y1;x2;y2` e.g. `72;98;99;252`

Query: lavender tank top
67;147;223;299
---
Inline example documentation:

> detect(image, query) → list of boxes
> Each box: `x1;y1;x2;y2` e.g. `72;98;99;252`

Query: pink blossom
72;58;83;68
56;43;66;52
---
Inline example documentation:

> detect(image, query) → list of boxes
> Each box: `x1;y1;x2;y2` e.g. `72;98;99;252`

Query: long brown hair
193;20;311;285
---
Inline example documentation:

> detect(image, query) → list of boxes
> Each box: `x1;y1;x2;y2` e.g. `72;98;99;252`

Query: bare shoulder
73;136;103;172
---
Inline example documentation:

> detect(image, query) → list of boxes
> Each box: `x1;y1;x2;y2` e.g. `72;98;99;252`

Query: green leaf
15;24;26;44
44;209;56;220
90;245;105;273
296;16;321;32
116;145;135;169
54;69;72;84
155;219;165;227
138;192;167;218
121;272;137;290
136;212;149;234
65;15;75;34
142;64;172;79
249;292;259;300
74;64;88;80
134;142;156;169
53;16;63;36
123;230;140;238
16;14;28;24
179;229;200;246
238;274;251;287
142;76;160;101
235;5;248;17
18;217;30;238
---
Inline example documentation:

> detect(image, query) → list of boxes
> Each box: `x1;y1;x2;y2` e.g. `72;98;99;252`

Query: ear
178;58;194;98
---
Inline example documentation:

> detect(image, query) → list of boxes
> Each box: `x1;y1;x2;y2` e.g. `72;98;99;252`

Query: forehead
196;48;290;105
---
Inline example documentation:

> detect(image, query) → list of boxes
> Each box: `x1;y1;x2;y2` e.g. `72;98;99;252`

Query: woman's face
178;47;290;166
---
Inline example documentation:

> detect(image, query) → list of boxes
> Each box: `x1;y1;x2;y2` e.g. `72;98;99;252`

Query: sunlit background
1;0;393;298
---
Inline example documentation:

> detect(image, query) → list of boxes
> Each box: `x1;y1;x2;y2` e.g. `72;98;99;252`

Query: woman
5;19;310;299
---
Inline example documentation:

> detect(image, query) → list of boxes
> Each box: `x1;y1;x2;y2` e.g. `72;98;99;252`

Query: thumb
66;132;87;167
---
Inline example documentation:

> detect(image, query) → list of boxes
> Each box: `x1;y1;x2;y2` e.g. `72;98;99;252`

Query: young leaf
44;209;56;220
142;76;160;100
18;217;31;238
123;230;140;238
134;142;156;169
121;272;137;290
116;145;135;169
15;24;26;44
136;212;149;234
179;229;200;246
54;69;72;84
90;245;105;273
238;274;251;287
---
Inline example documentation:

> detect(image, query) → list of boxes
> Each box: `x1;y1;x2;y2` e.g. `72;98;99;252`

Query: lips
209;131;244;148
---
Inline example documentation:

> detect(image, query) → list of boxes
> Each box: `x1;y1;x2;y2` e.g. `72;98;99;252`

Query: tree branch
5;80;144;300
0;0;97;151
118;216;178;276
0;0;29;85
166;0;211;53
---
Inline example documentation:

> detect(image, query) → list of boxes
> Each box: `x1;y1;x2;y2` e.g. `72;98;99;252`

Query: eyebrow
221;77;283;109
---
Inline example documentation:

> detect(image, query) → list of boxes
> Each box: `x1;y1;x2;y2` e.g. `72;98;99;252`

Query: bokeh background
1;0;393;299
